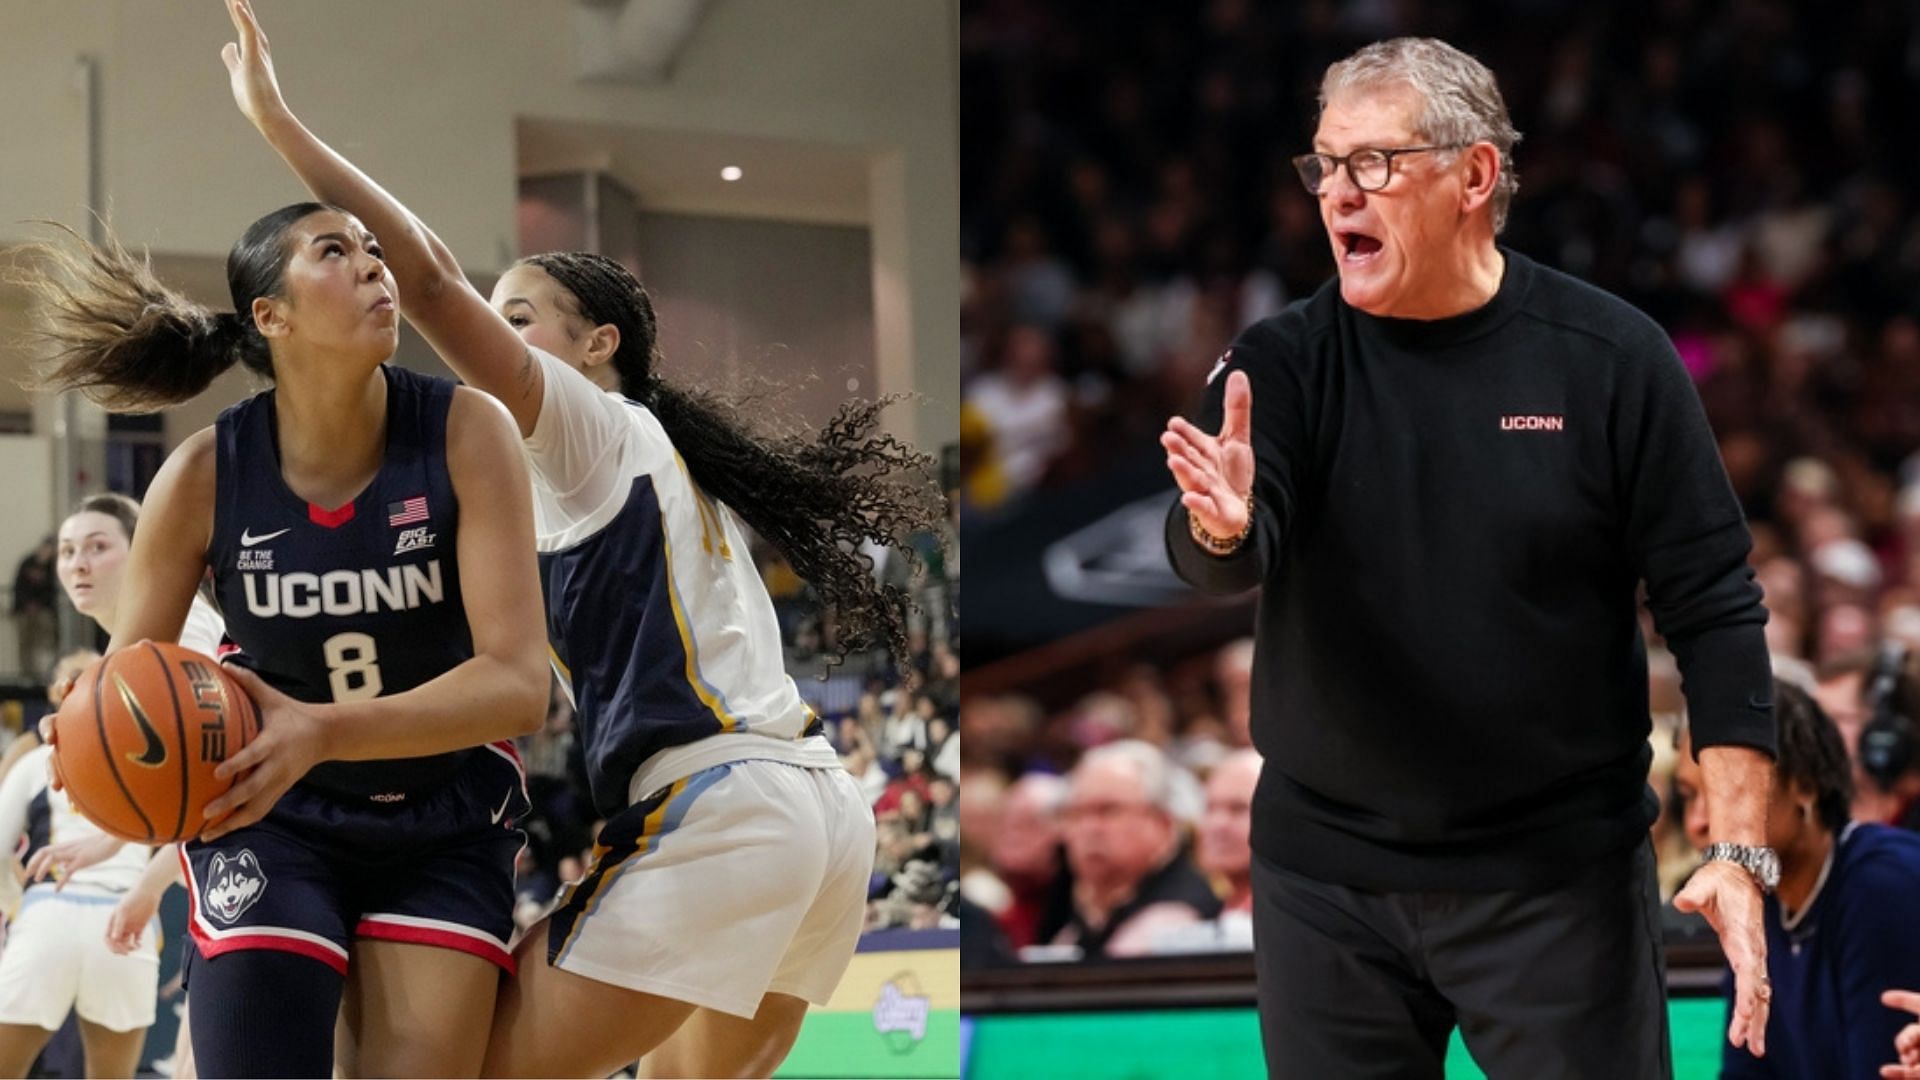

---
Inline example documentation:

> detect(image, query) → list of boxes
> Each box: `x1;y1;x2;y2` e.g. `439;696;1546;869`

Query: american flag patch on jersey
387;496;429;526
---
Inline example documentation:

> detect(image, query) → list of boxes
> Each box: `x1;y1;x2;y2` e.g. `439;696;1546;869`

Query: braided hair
518;252;944;668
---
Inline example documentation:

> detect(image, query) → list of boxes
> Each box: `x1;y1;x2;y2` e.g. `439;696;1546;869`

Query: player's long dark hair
518;251;945;667
13;203;337;412
1774;679;1854;834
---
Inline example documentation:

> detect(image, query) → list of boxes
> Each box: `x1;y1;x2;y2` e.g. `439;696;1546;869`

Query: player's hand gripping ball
50;641;261;843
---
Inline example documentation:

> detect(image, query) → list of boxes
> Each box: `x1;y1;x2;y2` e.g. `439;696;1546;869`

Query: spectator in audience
838;716;890;806
959;693;1043;778
928;774;959;852
875;753;933;817
854;686;887;741
1815;649;1920;830
0;650;97;790
896;789;932;840
1197;750;1261;917
1887;608;1920;657
1214;638;1256;749
1146;748;1264;955
1043;740;1220;959
511;845;560;931
518;681;576;780
1819;604;1881;667
9;536;56;681
868;810;947;932
1817;654;1875;743
1672;679;1920;1079
986;773;1069;953
960;894;1014;969
1063;690;1138;748
958;769;1006;874
882;689;933;759
1646;713;1703;901
928;714;960;782
965;324;1070;504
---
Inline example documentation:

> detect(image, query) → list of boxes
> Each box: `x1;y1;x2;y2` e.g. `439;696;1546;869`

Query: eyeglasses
1061;800;1157;825
1291;145;1463;195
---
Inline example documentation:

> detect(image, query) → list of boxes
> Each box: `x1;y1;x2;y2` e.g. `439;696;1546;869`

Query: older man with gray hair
1047;740;1220;959
1161;37;1777;1078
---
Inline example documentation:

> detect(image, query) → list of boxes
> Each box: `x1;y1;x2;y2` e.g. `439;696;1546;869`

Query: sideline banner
777;928;959;1079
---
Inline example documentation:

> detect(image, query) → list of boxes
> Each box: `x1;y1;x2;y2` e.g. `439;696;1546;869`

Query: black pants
1250;842;1671;1080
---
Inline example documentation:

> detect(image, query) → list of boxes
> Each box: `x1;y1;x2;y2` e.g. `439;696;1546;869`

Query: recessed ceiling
517;118;870;227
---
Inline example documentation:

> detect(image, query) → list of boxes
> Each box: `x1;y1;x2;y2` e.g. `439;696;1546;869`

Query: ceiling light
720;166;743;182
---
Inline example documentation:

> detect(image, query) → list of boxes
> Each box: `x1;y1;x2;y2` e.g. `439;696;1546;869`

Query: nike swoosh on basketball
240;527;291;547
490;789;515;825
113;673;167;769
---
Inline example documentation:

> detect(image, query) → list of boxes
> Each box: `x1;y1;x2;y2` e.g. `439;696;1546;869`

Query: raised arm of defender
220;0;546;437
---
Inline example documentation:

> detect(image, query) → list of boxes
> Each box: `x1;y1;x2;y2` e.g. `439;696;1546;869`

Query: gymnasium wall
636;212;880;434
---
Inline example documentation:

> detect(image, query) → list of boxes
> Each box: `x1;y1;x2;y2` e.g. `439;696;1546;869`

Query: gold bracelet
1189;494;1255;556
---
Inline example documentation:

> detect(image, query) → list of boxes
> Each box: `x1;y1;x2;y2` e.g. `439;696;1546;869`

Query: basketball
50;641;261;844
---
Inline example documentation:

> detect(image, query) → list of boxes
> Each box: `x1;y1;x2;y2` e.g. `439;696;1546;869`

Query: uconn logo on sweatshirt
1500;413;1565;432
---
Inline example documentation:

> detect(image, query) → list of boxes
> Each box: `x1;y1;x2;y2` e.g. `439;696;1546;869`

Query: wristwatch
1701;843;1781;893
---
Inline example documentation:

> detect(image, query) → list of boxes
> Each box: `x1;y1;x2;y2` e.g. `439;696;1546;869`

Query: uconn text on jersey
240;560;445;619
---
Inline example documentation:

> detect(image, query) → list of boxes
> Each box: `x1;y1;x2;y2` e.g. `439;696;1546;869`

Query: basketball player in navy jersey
220;2;947;1075
16;197;549;1073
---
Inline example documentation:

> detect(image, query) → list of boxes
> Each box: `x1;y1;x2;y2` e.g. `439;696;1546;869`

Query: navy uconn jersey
210;365;475;800
526;347;837;819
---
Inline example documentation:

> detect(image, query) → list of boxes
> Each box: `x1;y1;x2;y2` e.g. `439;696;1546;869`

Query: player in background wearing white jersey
0;495;226;1078
221;1;946;1074
31;496;224;900
0;719;154;1079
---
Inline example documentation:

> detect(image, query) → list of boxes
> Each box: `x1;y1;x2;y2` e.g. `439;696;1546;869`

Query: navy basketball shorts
180;741;531;976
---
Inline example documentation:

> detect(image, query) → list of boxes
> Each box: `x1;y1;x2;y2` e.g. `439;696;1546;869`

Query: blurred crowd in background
960;0;1920;962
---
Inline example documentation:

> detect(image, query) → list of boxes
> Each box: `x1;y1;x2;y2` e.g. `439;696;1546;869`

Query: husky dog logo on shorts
204;850;268;924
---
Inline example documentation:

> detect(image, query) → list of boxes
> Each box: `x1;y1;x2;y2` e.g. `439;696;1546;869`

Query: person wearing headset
1813;645;1920;831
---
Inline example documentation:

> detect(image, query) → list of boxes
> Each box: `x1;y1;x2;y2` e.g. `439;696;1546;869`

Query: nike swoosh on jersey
114;673;167;769
490;788;515;825
240;527;291;547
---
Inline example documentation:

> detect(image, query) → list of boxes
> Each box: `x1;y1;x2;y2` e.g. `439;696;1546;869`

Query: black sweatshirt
1165;249;1774;892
